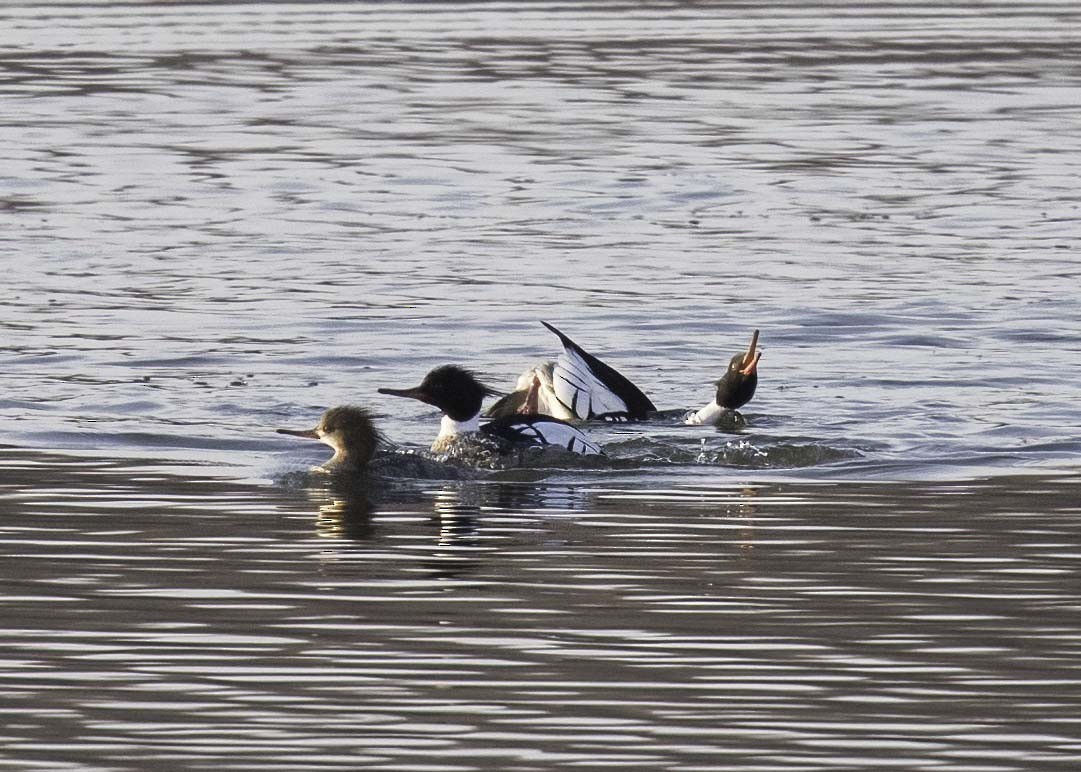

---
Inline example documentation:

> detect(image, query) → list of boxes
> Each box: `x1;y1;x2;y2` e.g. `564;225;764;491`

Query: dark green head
714;329;761;410
379;365;497;421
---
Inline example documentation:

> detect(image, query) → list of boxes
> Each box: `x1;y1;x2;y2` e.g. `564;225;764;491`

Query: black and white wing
482;415;603;456
542;321;656;421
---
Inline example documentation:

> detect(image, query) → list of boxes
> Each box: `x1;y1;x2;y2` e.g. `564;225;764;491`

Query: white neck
685;400;726;426
436;413;480;442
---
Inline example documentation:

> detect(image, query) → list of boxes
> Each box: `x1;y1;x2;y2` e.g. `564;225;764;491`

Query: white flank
685;401;726;426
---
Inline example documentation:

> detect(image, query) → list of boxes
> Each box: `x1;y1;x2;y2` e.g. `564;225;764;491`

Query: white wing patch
552;348;628;420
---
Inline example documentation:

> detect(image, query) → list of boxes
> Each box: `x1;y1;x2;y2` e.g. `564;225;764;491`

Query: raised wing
542;321;655;420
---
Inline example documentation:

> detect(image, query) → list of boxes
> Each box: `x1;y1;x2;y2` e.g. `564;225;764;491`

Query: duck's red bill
739;350;761;376
277;427;319;439
378;386;432;405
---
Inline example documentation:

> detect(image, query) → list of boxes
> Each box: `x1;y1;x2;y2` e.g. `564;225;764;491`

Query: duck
277;405;382;472
685;329;761;425
379;364;603;455
486;321;656;422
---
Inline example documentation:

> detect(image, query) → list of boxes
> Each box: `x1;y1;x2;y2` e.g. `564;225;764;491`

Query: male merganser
277;405;382;472
379;364;603;455
685;329;761;425
486;321;656;422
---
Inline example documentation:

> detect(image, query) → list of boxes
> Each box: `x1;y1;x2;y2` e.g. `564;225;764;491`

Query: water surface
3;451;1081;770
2;1;1080;769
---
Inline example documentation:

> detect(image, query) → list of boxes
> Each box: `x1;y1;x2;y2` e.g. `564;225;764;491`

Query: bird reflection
420;486;484;581
736;484;760;511
485;481;589;513
291;470;601;581
314;496;376;541
285;468;380;541
432;487;480;544
732;485;760;558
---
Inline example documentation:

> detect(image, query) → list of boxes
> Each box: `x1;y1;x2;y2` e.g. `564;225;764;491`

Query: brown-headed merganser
277;405;382;472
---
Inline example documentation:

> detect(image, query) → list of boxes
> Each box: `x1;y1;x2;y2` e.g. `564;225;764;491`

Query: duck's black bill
276;427;320;439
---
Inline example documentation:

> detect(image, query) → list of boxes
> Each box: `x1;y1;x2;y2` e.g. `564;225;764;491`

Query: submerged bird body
686;329;761;425
277;405;382;472
381;364;602;456
487;321;655;422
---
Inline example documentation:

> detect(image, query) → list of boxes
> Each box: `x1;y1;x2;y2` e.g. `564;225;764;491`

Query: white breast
432;414;480;452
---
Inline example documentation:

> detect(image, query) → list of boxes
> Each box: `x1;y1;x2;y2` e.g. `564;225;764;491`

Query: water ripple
4;1;1081;768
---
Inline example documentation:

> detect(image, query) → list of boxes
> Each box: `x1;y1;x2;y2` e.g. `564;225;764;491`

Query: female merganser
379;364;603;455
277;405;382;472
486;321;656;422
685;329;761;425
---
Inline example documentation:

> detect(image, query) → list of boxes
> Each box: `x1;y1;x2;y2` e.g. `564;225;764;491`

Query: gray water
2;1;1081;769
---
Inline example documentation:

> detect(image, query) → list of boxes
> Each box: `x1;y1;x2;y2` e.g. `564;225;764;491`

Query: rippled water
4;451;1081;770
2;1;1081;769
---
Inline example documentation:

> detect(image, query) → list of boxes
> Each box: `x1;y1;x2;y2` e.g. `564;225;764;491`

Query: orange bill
739;351;761;376
741;329;760;370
